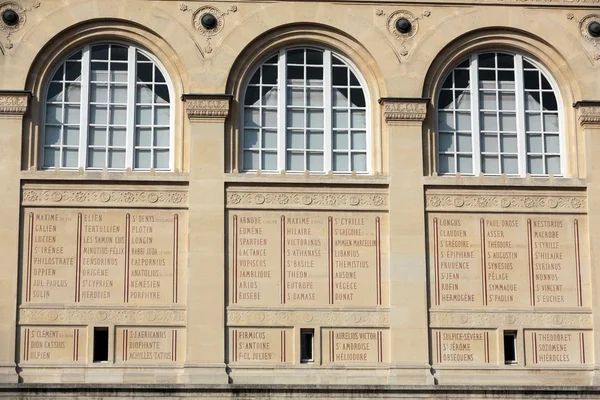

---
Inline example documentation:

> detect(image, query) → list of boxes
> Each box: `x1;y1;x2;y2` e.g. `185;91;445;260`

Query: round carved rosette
580;14;600;42
0;2;25;33
192;6;224;36
387;10;418;40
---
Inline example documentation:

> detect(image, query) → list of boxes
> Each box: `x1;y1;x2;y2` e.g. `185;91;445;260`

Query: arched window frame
41;41;175;171
239;45;372;174
435;50;565;177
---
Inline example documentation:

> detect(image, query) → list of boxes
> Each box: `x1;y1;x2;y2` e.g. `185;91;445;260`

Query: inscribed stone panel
525;330;592;366
229;328;293;364
20;326;85;363
322;328;388;364
115;327;185;363
432;329;498;365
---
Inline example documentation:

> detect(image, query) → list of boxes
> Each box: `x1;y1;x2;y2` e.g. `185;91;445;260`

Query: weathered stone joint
379;97;429;122
182;93;232;121
0;90;31;116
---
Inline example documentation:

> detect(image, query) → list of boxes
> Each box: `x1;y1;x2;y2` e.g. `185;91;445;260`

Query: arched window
242;47;369;173
437;52;562;176
43;43;172;170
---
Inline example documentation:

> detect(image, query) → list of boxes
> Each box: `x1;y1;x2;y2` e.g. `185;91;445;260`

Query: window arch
241;47;370;173
436;51;563;176
43;43;173;170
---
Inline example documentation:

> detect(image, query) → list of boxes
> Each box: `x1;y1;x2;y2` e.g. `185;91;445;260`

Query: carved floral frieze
379;98;428;122
430;311;592;329
21;185;189;208
226;187;388;210
0;91;29;115
227;309;389;327
183;95;231;120
19;308;186;325
425;190;586;213
574;101;600;125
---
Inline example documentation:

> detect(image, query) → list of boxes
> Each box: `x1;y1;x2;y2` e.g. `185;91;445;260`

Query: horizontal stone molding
226;187;388;210
425;189;586;213
379;97;428;122
18;308;186;325
574;101;600;125
182;94;231;120
21;184;189;208
429;311;592;329
0;91;30;116
227;309;390;327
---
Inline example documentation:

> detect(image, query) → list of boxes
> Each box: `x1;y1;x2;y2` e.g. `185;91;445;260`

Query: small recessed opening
300;329;314;364
93;327;109;363
504;331;517;365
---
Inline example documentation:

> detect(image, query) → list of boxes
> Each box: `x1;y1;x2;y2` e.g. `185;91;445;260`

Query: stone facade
0;0;599;394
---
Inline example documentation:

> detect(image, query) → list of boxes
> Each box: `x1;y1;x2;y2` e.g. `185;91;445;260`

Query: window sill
226;171;389;185
423;174;586;188
21;169;190;182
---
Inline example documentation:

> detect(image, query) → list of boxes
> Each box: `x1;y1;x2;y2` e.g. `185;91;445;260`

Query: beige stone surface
0;0;598;388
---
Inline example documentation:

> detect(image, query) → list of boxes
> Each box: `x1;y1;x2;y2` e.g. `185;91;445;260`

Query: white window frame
435;51;565;177
239;46;372;174
41;42;175;171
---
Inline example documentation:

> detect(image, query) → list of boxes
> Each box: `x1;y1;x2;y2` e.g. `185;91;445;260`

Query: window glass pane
307;152;324;171
456;91;471;109
525;92;541;110
351;110;366;128
89;127;106;146
526;113;542;131
65;84;81;102
65;105;80;124
243;150;259;170
287;49;304;64
497;53;514;69
528;156;543;174
478;53;495;68
136;106;152;124
65;62;82;81
438;154;454;174
438;90;453;110
52;65;64;81
110;64;128;83
334;132;348;150
482;134;498;152
287;109;304;127
287;66;304;85
63;149;79;168
46;105;62;124
306;50;323;65
111;45;128;61
243;129;259;149
497;71;515;89
155;127;170;147
482;155;499;174
287;130;304;149
306;67;323;85
349;71;360;86
44;148;59;167
307;109;324;128
350;88;365;107
110;86;127;104
244;108;260;127
88;149;105;168
527;134;543;153
333;88;348;107
245;87;260;105
91;84;108;103
108;150;126;168
47;83;63;102
457;133;472;152
91;62;108;81
546;156;561;174
110;127;127;147
90;105;107;124
154;67;166;83
441;75;452;89
542;92;558;111
136;127;153;147
454;70;470;89
262;87;278;106
262;151;277;170
135;149;152;169
480;92;496;109
332;67;348;86
351;131;366;151
524;71;539;89
501;134;518;153
544;114;559;132
287;152;304;170
333;153;349;171
456;112;471;131
263;130;277;148
545;135;560;153
64;127;79;146
480;112;497;131
110;106;127;125
457;155;472;173
263;66;278;84
479;70;496;89
263;109;277;128
502;156;518;174
91;45;109;60
287;87;304;106
155;85;169;103
499;113;516;131
351;153;367;172
307;88;323;106
45;126;61;145
154;150;169;169
155;106;169;125
137;63;153;83
439;133;454;152
307;131;323;150
438;112;454;130
541;75;552;90
499;92;515;110
333;110;348;128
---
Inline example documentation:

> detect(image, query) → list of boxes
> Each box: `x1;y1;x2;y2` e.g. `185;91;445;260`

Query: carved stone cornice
182;94;231;121
227;309;389;327
19;308;186;325
21;184;188;208
425;189;586;213
0;90;30;116
379;97;429;123
226;186;388;210
574;101;600;126
430;311;592;329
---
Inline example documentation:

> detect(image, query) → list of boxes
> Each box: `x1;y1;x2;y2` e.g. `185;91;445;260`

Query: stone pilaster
574;101;600;384
0;91;29;382
379;97;432;384
181;94;231;383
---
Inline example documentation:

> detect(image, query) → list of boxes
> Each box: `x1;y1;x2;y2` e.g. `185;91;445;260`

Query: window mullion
278;49;287;172
470;54;481;175
79;46;91;169
323;50;332;173
126;46;136;170
514;54;527;177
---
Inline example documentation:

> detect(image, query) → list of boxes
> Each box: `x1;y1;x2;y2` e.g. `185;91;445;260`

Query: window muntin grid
43;43;172;170
436;52;562;176
241;47;369;173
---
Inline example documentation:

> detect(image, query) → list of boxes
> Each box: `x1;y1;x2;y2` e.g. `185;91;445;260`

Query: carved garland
19;309;186;325
430;311;592;329
227;310;390;326
226;189;388;210
22;187;189;208
426;192;586;212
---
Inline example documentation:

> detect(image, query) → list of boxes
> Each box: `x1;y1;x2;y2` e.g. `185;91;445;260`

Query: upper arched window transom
43;43;173;170
242;47;370;173
437;52;563;176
